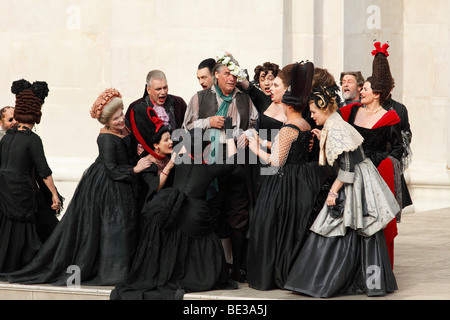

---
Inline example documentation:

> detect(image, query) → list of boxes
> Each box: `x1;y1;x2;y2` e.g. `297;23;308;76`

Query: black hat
282;61;314;113
129;106;170;160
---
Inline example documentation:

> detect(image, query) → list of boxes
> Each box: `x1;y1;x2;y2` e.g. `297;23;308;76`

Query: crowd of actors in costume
0;42;413;299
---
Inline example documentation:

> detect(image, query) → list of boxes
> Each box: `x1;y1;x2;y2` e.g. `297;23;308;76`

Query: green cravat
207;85;234;199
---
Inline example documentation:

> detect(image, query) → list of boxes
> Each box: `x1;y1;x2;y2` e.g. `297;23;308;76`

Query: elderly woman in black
1;88;152;286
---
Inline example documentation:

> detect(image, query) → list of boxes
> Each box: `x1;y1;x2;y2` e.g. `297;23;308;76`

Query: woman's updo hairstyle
310;67;341;113
368;42;393;104
310;85;339;114
11;79;49;124
90;88;123;125
281;61;314;113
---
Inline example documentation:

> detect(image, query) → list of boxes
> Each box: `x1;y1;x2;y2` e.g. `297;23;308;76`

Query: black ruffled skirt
284;229;398;298
111;188;237;300
247;162;331;290
0;160;138;286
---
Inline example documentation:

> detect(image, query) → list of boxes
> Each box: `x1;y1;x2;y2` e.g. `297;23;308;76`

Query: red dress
340;103;403;269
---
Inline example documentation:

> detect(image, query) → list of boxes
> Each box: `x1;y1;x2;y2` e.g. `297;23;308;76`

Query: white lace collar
319;111;364;166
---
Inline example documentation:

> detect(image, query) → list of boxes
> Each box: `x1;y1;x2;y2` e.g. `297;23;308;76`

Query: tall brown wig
369;42;393;104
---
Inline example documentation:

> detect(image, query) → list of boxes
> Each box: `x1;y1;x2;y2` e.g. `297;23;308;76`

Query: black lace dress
247;124;330;290
1;133;141;286
110;156;242;300
0;127;58;272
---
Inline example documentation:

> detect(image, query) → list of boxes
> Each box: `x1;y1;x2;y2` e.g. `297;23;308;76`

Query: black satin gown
247;125;331;290
0;127;59;273
1;133;140;286
110;156;242;300
284;148;398;298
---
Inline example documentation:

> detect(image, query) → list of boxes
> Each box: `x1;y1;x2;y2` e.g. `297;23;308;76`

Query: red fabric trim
147;106;164;133
377;157;398;269
339;102;361;122
372;110;400;129
130;108;165;160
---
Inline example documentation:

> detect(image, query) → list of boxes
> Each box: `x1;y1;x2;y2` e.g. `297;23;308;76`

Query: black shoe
230;268;247;283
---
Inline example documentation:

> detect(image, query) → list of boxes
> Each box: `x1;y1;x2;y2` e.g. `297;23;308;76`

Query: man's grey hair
340;71;365;87
146;70;166;87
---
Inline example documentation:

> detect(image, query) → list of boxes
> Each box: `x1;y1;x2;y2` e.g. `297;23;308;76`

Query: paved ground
184;206;450;300
0;207;449;300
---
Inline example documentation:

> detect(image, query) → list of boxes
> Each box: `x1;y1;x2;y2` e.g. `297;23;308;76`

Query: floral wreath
216;51;247;82
90;88;122;119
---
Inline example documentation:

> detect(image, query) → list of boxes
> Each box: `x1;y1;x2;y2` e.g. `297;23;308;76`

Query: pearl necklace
364;106;383;117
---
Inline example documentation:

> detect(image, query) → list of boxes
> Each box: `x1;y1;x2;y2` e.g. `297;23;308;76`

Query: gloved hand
224;117;235;139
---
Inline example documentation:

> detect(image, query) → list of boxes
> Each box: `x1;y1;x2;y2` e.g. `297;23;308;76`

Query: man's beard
343;90;357;101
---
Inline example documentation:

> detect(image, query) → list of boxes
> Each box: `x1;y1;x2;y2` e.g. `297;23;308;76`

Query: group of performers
0;42;412;299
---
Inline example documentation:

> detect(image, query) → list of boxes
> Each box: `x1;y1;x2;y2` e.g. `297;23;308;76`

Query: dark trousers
208;163;251;273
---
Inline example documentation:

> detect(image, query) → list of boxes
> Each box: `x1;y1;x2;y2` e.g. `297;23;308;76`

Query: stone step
1;207;449;301
0;281;296;301
0;282;112;300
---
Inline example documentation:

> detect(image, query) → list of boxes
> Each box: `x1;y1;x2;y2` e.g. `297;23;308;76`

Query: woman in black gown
0;79;61;273
246;62;331;290
339;43;404;268
111;125;242;300
1;88;152;286
240;64;292;203
284;85;399;298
